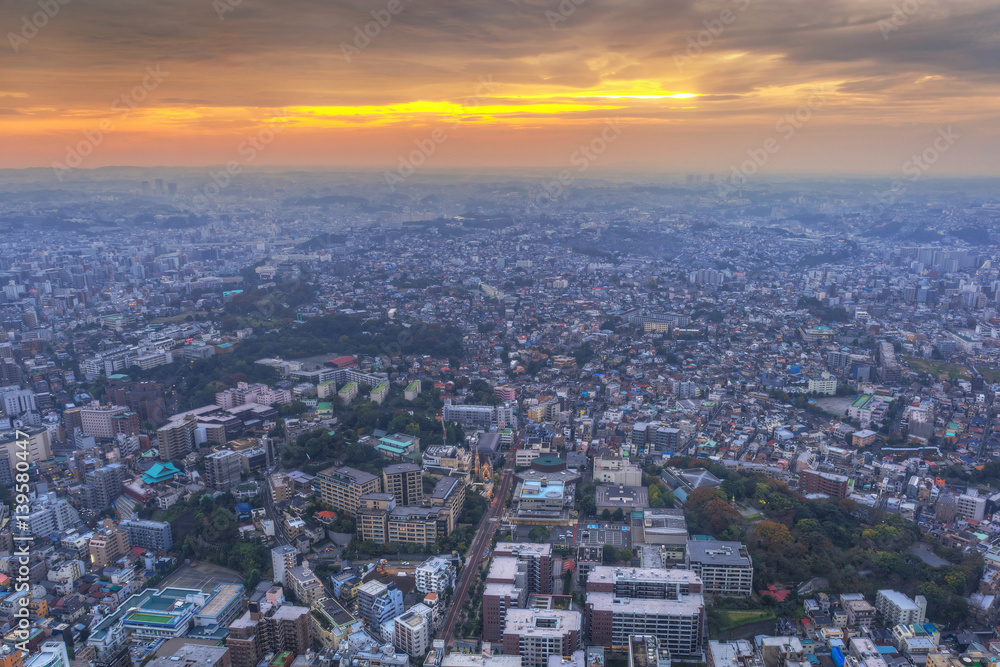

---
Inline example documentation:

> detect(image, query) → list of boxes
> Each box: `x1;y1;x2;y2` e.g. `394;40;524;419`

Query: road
261;466;291;547
438;450;517;646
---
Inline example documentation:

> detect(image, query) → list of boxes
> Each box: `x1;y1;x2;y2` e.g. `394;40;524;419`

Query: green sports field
126;612;174;624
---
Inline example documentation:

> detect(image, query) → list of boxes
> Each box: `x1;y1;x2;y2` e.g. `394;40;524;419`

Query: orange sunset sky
1;0;998;176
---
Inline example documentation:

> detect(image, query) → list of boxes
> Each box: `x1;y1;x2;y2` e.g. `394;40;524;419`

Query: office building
81;405;139;439
0;427;53;463
382;463;423;506
317;465;381;513
685;541;753;596
593;455;642;487
501;609;581;667
205;450;244;492
875;590;927;626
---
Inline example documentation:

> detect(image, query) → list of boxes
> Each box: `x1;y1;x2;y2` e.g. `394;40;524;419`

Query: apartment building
119;518;173;551
585;567;705;658
317;465;381;513
415;556;456;594
428;475;466;533
392;603;435;658
272;545;299;587
956;493;986;521
226;600;311;667
286;565;324;605
157;418;196;461
799;469;849;499
844;599;876;631
494;543;552;595
685;541;753;597
442;403;515;430
88;526;131;568
501;609;581;667
382;463;423;506
356;581;404;628
387;506;442;546
205;450;244;492
875;590;927;627
356;493;395;544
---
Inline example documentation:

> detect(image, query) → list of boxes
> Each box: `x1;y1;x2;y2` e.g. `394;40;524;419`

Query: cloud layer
2;0;998;174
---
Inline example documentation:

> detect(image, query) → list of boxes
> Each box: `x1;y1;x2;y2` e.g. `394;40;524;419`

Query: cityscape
2;2;1000;667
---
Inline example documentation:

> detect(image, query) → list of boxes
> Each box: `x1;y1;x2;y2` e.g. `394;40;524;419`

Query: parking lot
578;522;631;548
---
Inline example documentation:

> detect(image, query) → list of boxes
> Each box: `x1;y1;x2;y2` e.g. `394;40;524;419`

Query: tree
754;520;793;547
529;526;550;543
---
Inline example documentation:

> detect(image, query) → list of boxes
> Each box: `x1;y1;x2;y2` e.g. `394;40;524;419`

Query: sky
1;0;998;177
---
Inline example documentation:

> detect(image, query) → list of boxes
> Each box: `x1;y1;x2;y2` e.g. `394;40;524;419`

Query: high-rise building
272;545;299;587
382;463;422;506
316;466;381;513
85;464;127;510
205;450;243;492
157;418;196;461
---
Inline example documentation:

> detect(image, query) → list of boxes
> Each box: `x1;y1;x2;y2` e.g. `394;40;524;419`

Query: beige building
383;463;422;506
88;525;130;568
317;466;381;513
